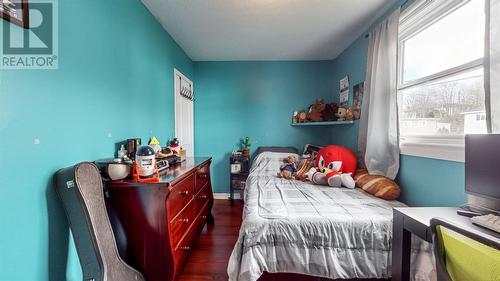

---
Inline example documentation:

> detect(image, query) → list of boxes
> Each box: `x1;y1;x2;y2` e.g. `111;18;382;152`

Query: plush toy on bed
277;155;298;179
307;145;357;188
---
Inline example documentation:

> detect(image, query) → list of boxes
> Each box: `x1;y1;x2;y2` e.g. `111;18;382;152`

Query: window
397;0;486;162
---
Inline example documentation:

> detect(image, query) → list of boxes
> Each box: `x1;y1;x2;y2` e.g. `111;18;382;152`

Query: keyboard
471;214;500;234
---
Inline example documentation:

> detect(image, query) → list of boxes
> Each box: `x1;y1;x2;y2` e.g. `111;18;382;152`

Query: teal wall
0;1;193;280
398;155;465;206
328;1;467;207
0;0;468;279
194;61;335;193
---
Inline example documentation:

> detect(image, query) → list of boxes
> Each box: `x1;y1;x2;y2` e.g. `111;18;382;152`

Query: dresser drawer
170;200;195;249
167;173;195;218
173;220;197;268
196;201;211;230
174;203;211;266
195;163;210;194
195;184;211;216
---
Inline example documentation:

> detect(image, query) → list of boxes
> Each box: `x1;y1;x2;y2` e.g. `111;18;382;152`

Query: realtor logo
1;1;58;69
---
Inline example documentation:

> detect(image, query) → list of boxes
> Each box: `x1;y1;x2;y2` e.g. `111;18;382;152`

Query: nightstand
230;155;250;204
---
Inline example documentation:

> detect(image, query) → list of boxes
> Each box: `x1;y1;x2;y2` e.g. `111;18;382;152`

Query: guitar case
55;162;145;281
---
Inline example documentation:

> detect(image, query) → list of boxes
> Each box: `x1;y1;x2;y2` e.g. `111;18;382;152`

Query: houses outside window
397;0;486;162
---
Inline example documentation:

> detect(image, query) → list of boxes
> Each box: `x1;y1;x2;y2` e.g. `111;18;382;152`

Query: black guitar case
55;162;145;281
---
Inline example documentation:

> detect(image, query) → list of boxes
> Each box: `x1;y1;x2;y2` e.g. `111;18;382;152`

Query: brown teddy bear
307;99;325;122
277;155;298;179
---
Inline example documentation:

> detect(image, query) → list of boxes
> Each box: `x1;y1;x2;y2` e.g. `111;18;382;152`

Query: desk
391;207;500;281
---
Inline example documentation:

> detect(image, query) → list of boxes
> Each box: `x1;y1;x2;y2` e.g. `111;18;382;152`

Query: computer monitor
465;134;500;213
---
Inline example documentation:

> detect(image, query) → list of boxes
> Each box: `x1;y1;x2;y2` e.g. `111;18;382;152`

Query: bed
227;147;434;281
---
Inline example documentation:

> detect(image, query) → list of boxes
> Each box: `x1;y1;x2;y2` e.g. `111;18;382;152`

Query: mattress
227;152;434;281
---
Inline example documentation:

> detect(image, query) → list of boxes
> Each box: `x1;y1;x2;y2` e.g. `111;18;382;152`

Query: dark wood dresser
105;157;214;281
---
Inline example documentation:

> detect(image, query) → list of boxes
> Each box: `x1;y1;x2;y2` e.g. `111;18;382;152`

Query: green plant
240;137;251;150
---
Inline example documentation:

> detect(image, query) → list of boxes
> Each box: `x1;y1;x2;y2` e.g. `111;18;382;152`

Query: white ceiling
141;0;398;61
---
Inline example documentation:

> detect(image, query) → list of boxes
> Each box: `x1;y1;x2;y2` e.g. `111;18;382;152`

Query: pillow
353;169;401;200
254;146;298;157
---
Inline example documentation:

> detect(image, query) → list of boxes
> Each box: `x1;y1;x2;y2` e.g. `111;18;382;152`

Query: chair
430;218;500;281
55;162;146;281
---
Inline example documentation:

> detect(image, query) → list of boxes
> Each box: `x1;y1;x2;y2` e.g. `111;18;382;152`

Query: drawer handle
199;174;208;178
181;218;190;224
200;195;207;199
201;215;207;219
180;246;190;251
180;190;189;196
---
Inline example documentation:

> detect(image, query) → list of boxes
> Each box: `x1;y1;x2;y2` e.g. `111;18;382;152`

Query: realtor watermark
1;1;58;69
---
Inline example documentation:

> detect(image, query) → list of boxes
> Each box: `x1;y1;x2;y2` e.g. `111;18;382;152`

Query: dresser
105;157;214;281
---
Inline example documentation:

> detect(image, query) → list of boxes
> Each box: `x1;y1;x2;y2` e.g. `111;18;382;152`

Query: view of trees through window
399;68;486;136
398;0;486;138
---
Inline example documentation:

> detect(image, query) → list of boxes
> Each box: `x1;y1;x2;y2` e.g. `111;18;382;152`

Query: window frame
397;0;485;162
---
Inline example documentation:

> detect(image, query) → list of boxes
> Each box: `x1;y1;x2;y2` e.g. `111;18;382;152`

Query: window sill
399;141;464;162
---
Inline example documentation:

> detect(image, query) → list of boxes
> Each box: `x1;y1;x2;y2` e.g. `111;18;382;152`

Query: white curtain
358;9;400;180
486;0;500;133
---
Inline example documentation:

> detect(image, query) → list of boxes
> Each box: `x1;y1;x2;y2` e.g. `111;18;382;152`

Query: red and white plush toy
307;145;357;188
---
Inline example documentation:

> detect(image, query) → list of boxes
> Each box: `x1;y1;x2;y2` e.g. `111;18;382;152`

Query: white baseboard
213;192;242;200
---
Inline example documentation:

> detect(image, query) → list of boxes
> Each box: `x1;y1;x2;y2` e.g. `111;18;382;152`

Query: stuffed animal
307;99;325;122
335;107;347;121
307;145;357;188
345;107;354;121
277;155;298;179
297;111;308;123
322;103;338;121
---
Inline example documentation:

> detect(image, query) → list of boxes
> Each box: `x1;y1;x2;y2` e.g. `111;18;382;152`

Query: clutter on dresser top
96;136;184;182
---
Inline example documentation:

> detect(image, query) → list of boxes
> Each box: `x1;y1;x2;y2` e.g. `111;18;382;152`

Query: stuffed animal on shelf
307;145;357;188
335;107;348;121
345;107;354;121
322;103;338;121
277;155;298;179
297;111;308;123
307;99;325;122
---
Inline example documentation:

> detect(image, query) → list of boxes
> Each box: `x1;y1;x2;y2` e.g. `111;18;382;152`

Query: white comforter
228;152;434;281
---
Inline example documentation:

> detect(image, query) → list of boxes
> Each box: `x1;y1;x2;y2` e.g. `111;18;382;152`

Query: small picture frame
1;0;30;29
231;163;241;174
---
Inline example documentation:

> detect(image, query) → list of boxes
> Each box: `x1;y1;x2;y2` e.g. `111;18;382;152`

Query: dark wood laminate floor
178;199;244;281
178;200;387;281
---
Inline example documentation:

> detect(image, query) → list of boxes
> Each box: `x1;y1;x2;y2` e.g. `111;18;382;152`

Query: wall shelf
291;121;354;126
